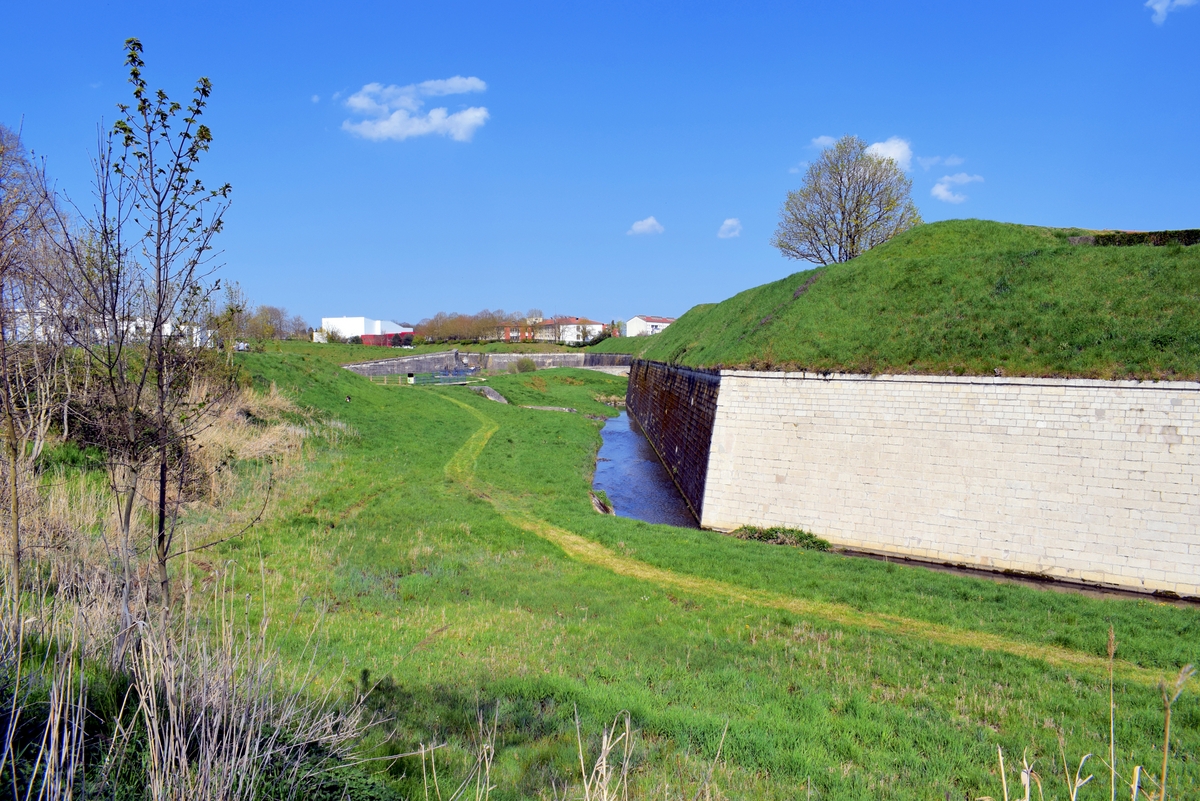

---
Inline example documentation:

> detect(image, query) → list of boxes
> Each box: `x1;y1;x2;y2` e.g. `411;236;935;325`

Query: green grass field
639;220;1200;378
224;352;1198;799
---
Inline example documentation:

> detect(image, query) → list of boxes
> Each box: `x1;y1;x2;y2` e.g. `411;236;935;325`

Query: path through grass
226;352;1198;799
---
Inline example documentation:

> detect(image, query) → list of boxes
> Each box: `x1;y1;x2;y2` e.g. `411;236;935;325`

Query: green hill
640;219;1200;379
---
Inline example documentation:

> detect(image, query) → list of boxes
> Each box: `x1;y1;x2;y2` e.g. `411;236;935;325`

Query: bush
1093;229;1200;248
348;335;363;345
730;525;830;550
516;357;537;373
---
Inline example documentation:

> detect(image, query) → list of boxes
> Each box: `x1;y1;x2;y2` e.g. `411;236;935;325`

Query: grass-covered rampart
639;220;1200;378
222;351;1198;799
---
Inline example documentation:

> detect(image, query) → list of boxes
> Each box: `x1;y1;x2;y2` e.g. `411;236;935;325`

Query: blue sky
2;1;1197;327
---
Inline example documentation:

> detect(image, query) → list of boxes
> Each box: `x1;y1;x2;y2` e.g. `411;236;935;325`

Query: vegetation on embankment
639;220;1200;379
584;333;666;355
222;352;1198;799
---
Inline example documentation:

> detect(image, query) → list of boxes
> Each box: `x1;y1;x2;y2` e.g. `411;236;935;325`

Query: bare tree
48;39;232;632
0;124;64;599
772;135;922;265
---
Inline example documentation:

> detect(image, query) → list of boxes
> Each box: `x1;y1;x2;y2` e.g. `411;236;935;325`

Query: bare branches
772;135;922;265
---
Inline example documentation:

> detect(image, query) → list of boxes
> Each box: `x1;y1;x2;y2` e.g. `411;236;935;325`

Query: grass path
438;392;1168;687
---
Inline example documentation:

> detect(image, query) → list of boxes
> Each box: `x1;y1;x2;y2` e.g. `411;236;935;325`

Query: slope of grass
584;334;660;355
640;220;1200;378
223;353;1199;799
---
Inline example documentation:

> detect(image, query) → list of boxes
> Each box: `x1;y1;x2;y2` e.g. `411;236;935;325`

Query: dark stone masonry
624;360;722;522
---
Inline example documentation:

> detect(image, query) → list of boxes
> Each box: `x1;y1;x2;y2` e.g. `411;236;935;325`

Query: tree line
416;307;544;342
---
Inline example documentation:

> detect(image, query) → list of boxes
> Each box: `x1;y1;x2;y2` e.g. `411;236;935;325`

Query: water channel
593;412;698;528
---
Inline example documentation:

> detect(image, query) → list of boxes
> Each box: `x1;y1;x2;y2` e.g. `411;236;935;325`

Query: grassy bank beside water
217;350;1200;799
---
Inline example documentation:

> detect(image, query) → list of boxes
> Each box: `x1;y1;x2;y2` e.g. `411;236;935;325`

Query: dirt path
438;393;1164;686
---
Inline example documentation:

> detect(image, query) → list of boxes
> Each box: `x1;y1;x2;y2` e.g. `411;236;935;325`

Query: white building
534;317;606;343
626;315;675;337
319;317;406;339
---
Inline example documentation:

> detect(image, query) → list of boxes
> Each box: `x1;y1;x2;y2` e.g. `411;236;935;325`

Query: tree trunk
156;438;169;607
112;477;138;665
0;290;19;602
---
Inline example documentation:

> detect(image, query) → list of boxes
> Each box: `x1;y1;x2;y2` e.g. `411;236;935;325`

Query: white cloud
811;135;836;148
717;218;742;239
788;161;808;174
917;154;965;170
627;216;664;235
311;94;320;103
931;173;984;204
1146;0;1196;24
866;137;913;171
342;76;489;142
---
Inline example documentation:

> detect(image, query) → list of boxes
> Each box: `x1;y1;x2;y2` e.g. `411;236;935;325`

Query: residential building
534;317;606;343
319;316;407;339
626;315;675;336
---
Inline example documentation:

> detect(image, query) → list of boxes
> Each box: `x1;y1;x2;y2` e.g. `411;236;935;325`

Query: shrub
729;525;830;550
516;358;537;373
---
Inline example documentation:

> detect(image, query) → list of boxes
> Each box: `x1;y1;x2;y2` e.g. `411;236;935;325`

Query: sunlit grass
640;220;1200;378
221;352;1198;799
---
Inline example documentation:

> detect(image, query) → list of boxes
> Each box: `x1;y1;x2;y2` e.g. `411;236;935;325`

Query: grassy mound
639;220;1200;378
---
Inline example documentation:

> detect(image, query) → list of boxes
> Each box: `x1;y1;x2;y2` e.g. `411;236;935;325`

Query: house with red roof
626;315;675;337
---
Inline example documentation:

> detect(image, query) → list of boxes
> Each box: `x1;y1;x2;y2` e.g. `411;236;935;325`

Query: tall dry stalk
129;562;366;801
575;707;633;801
1157;665;1195;801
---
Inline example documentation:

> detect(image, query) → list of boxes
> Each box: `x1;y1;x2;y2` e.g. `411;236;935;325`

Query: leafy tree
772;135;922;265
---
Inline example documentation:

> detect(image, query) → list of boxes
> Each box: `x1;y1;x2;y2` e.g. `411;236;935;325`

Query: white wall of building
627;316;672;337
320;317;405;338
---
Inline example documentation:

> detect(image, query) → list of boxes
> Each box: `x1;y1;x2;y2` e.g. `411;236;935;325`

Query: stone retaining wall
703;371;1200;597
625;360;721;521
344;351;631;376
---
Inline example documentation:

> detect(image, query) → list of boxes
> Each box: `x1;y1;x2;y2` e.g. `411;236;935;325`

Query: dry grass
984;630;1195;801
0;381;372;799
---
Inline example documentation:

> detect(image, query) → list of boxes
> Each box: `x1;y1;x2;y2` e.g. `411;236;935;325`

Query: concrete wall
625;361;721;521
344;351;471;376
701;371;1200;598
344;351;632;376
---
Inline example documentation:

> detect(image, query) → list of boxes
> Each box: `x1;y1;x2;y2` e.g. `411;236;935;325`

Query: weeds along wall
699;371;1200;598
625;361;722;520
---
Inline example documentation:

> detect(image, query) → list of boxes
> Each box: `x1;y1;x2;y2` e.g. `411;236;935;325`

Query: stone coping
717;370;1200;392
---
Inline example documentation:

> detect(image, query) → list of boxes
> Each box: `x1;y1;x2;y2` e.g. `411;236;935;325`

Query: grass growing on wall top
222;352;1199;799
639;219;1200;379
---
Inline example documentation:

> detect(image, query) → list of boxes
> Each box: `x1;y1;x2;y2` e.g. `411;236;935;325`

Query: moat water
593;412;698;528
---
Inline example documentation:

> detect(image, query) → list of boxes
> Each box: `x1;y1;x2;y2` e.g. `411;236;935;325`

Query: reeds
0;381;370;799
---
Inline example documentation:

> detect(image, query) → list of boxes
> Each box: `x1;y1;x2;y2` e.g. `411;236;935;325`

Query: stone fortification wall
343;351;475;376
702;371;1200;597
344;351;631;376
625;360;721;521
